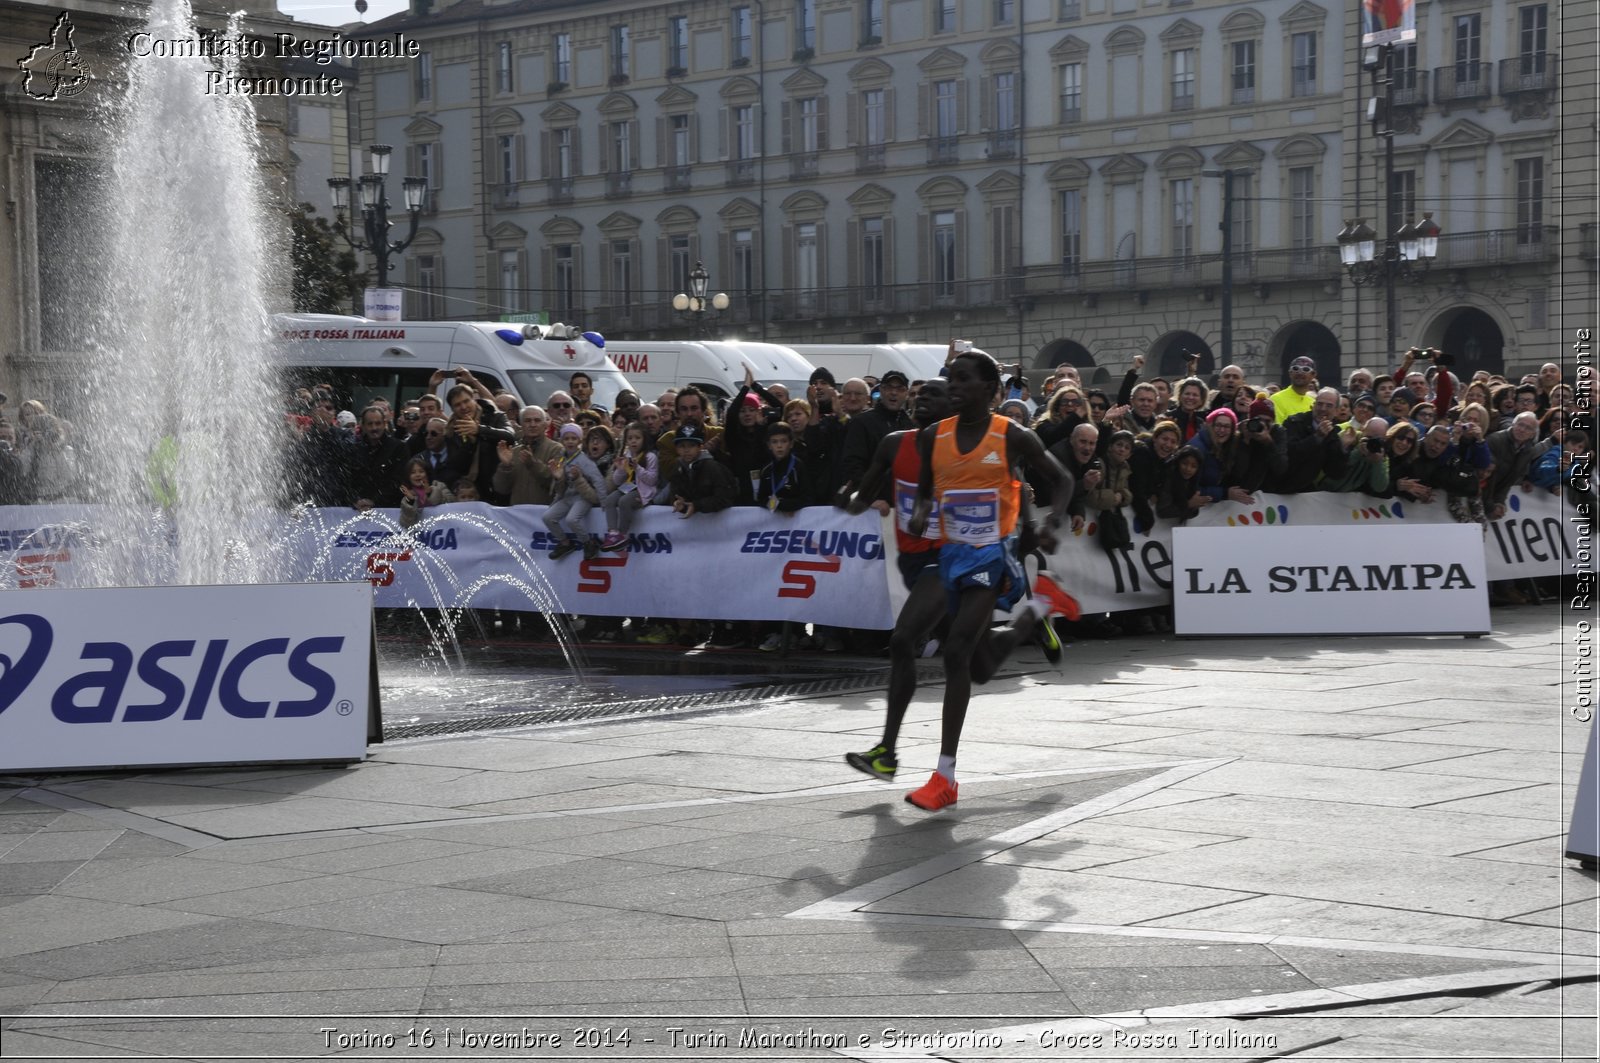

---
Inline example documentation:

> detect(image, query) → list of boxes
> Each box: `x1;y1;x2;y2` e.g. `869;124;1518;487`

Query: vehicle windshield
508;368;633;410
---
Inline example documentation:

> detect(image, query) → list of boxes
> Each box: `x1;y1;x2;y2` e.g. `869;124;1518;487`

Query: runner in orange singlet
889;351;1080;810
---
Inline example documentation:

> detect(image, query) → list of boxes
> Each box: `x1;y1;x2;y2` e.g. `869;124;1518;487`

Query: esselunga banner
1045;485;1589;614
0;487;1584;623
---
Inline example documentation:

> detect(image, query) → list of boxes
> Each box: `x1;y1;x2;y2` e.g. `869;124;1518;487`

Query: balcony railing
546;177;574;205
1170;93;1195;111
726;158;756;186
986;129;1019;159
605;170;633;198
1432;226;1559;267
789;151;819;180
491;183;519;209
1231;86;1255;105
928;135;960;165
1392;67;1427;106
1434;63;1492;104
417;186;439;216
663;165;692;192
856;142;885;172
1499;54;1558;94
1061;103;1082;124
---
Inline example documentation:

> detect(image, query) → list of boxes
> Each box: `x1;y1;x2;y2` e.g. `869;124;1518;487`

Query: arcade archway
1152;332;1213;379
1431;307;1506;380
1271;321;1342;388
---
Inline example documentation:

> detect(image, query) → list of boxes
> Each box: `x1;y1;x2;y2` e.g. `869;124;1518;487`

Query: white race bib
939;488;1001;545
894;479;942;541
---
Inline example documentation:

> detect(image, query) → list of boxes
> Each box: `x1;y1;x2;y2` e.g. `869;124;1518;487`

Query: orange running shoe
1032;572;1082;622
905;772;958;811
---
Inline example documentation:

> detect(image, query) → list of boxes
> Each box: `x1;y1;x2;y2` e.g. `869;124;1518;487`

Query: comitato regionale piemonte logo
19;12;91;101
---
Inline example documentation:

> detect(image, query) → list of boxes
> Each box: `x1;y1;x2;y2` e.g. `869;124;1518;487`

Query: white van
602;339;816;408
273;314;634;412
785;343;948;386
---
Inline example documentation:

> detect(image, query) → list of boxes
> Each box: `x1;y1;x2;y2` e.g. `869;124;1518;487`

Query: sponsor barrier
0;582;373;772
1172;524;1491;636
0;487;1584;626
1569;715;1599;867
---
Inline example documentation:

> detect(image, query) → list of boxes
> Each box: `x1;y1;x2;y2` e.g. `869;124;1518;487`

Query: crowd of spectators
1;343;1589;636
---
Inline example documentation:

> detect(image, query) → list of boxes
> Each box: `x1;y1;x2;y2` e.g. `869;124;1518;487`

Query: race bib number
894;479;941;541
940;488;1001;545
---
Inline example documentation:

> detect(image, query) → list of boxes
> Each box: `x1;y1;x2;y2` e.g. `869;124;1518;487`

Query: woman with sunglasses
1031;385;1087;450
1382;421;1424;499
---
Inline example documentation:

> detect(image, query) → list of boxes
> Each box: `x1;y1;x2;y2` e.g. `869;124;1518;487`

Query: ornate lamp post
671;261;730;337
327;144;428;291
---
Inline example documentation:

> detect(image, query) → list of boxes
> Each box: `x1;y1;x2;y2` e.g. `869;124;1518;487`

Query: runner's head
949;351;1001;413
913;378;952;426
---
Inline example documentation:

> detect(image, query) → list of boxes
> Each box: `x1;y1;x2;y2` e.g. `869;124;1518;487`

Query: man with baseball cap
838;368;913;498
1271;355;1320;423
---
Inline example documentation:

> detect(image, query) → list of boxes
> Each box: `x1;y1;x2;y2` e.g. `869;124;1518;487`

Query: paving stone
1397;748;1584;783
1168;760;1530;807
21;986;429;1016
1423;783;1576;819
1023;941;1287;968
421;975;744;1009
249;885;603;944
737;966;1064;999
0;896;216;961
39;964;431;1003
1100;730;1499;770
51;856;318;905
154;797;485;838
0;860;89;895
449;856;687;900
49;780;292;815
373;735;654;771
150;872;416;918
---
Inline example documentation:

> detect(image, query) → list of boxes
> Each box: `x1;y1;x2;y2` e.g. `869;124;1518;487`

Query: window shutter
781;224;794;308
957;80;970;132
515;135;525;182
718;106;729;159
885;87;897;140
485;251;497;306
572;129;582;176
816;222;829;291
817;94;830;151
598;126;610;173
846;216;860;288
406;257;419;318
518;250;529;308
407;144;420;178
540;131;550;179
629;120;641;172
916;211;929;287
541;245;553;303
780;100;792;154
882;214;896;285
718;230;731;281
434;142;444;191
690;112;701;162
979;74;992;131
845;90;859;147
917;83;930;136
991;206;1006;276
656;116;667;167
955;209;968;296
657;235;668;295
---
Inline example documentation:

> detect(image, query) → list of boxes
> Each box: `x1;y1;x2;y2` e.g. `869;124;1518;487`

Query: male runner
847;352;1081;810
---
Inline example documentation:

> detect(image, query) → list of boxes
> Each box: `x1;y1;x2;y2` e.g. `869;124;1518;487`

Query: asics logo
0;614;53;717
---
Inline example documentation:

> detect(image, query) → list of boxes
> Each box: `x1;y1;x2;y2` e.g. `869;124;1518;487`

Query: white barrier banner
285;503;898;629
1172;524;1492;636
0;487;1583;624
0;583;372;772
1044;486;1589;614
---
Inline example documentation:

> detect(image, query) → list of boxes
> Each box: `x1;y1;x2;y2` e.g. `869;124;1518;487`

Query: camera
954;339;973;353
1246;417;1268;434
1362;437;1385;454
1431;348;1454;367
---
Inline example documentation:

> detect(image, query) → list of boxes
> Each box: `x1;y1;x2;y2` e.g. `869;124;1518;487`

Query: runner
847;351;1081;811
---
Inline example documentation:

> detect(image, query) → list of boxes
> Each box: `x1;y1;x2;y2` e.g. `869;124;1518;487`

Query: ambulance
601;339;817;410
272;314;634;412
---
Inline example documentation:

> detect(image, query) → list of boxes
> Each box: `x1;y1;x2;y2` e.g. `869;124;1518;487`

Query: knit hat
1390;387;1418;406
1248;399;1276;421
558;423;583;439
740;392;762;408
1353;392;1378;409
1206;407;1239;424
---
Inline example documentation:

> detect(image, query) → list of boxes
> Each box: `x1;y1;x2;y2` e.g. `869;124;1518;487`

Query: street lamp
671;261;730;337
327;144;427;292
1335;45;1441;357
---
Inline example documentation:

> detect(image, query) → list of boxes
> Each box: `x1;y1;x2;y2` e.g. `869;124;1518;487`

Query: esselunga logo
0;613;345;722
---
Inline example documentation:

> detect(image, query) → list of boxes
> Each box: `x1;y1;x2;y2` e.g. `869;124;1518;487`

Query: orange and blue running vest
892;431;940;555
931;414;1020;546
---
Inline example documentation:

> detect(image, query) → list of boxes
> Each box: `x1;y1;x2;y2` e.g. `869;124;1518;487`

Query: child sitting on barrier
600;422;659;551
399;458;453;528
543;423;605;559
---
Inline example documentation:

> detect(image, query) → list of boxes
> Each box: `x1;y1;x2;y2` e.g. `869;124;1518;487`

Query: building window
934;79;958;137
1060;0;1081;20
416;51;432;101
610;25;630;81
934;0;956;34
1231;40;1255;104
499;250;522;313
1230;173;1253;254
933;210;957;299
1454;14;1481;83
553;244;576;316
416;141;437;190
1171;48;1195;109
1291;31;1317;97
1388;169;1415;240
994;71;1017;130
417;254;441;318
610;239;634;303
496;41;513;94
668;16;688;72
1170;178;1194;261
670;114;692;166
1392;42;1419;95
1516;157;1544;244
993;0;1014;25
1060;62;1082;122
669;234;692;294
795;222;819;313
734;104;756;159
795;0;816;51
863;88;887;143
1060;189;1081;273
552;33;571;85
733;229;755;294
732;7;752;64
1519;4;1548;71
553;128;573;178
797;97;822;152
861;0;883;41
497;134;518;184
862;216;885;300
609;121;632;172
1289;166;1315;251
